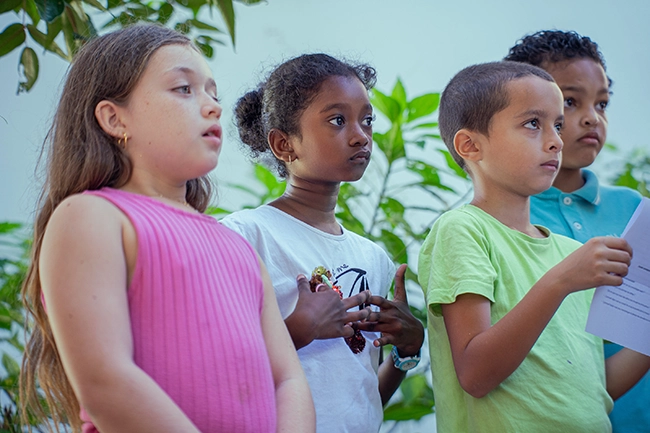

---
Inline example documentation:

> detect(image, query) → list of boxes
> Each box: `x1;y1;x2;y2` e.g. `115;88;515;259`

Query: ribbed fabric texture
81;188;276;432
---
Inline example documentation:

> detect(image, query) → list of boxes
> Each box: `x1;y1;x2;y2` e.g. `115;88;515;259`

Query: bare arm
358;264;424;405
605;348;650;400
41;195;200;432
258;259;315;433
443;237;632;398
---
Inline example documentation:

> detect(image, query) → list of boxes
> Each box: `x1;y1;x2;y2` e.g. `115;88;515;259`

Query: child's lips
203;124;223;147
578;132;600;146
541;159;559;170
350;150;371;161
203;124;222;139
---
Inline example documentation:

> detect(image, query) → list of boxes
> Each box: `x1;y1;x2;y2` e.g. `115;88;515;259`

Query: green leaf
190;18;223;32
613;165;639;189
379;229;408;263
385;123;406;163
411;121;438;130
195;39;213;58
34;0;65;22
27;24;66;58
603;142;618;151
24;0;41;25
82;0;107;11
438;149;468;179
383;374;435;421
383;401;434;421
126;3;155;18
253;164;285;202
0;23;26;58
407;160;450;189
204;206;231;216
0;223;21;234
17;46;39;93
407;93;440;123
371;89;400;123
215;0;235;45
60;8;77;55
0;0;22;14
401;373;434;403
175;20;191;34
157;2;173;24
69;1;98;38
391;78;407;111
336;208;366;236
2;353;20;377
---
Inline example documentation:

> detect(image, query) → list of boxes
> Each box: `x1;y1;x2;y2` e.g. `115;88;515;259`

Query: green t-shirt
418;205;612;433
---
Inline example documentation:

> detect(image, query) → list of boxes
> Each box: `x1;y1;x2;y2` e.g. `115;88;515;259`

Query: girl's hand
357;264;424;357
285;274;372;350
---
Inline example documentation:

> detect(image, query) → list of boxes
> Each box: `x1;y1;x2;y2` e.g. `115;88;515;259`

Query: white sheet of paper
586;197;650;355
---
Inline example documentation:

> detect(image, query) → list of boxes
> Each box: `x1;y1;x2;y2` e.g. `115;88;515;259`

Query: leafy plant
0;0;263;93
610;146;650;197
0;222;34;431
212;79;473;423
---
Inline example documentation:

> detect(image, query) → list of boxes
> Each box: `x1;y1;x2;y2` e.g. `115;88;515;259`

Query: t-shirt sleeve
219;213;244;235
420;211;497;317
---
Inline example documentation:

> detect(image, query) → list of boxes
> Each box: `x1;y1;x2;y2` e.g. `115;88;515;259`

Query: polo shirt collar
535;169;601;205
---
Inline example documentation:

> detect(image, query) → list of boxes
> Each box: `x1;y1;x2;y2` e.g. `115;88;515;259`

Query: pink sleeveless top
80;188;276;432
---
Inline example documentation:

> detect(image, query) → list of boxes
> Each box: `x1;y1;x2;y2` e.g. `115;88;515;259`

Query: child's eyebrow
319;102;373;114
560;84;609;95
515;109;549;119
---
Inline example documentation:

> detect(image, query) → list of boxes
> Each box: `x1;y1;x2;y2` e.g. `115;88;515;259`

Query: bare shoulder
52;193;124;222
44;193;129;253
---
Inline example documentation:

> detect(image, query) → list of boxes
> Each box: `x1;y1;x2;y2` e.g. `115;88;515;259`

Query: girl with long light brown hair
20;23;314;433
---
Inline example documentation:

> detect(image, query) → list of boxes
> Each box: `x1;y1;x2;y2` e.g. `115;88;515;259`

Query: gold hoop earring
118;132;128;149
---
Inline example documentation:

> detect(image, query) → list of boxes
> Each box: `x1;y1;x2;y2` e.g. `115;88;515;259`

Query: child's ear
268;128;296;163
95;100;127;138
454;129;482;163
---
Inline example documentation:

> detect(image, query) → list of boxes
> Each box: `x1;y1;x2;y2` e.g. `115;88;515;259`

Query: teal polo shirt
531;168;646;433
530;169;642;243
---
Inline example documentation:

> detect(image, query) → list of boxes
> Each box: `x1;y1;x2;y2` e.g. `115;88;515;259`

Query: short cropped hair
439;61;554;170
504;30;606;71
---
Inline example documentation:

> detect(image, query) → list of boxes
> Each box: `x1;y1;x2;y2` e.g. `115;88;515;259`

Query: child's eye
524;119;539;130
554;123;563;134
329;116;345;126
564;98;575;108
598;100;609;110
363;114;376;127
175;85;191;94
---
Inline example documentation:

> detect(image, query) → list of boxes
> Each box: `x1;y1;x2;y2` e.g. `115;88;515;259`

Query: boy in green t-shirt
418;61;650;432
505;30;646;433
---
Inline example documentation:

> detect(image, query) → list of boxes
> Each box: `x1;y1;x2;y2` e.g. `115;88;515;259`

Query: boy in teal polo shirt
419;60;649;433
506;30;646;432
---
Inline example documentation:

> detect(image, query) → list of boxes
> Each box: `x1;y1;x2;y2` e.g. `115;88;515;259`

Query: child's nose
349;123;371;147
581;106;599;126
202;95;222;119
547;130;563;153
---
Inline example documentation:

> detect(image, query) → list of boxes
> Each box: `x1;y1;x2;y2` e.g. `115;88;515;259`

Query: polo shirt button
563;197;572;205
573;222;582;230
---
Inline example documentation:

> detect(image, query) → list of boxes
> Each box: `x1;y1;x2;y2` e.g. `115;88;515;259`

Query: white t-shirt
221;205;395;433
